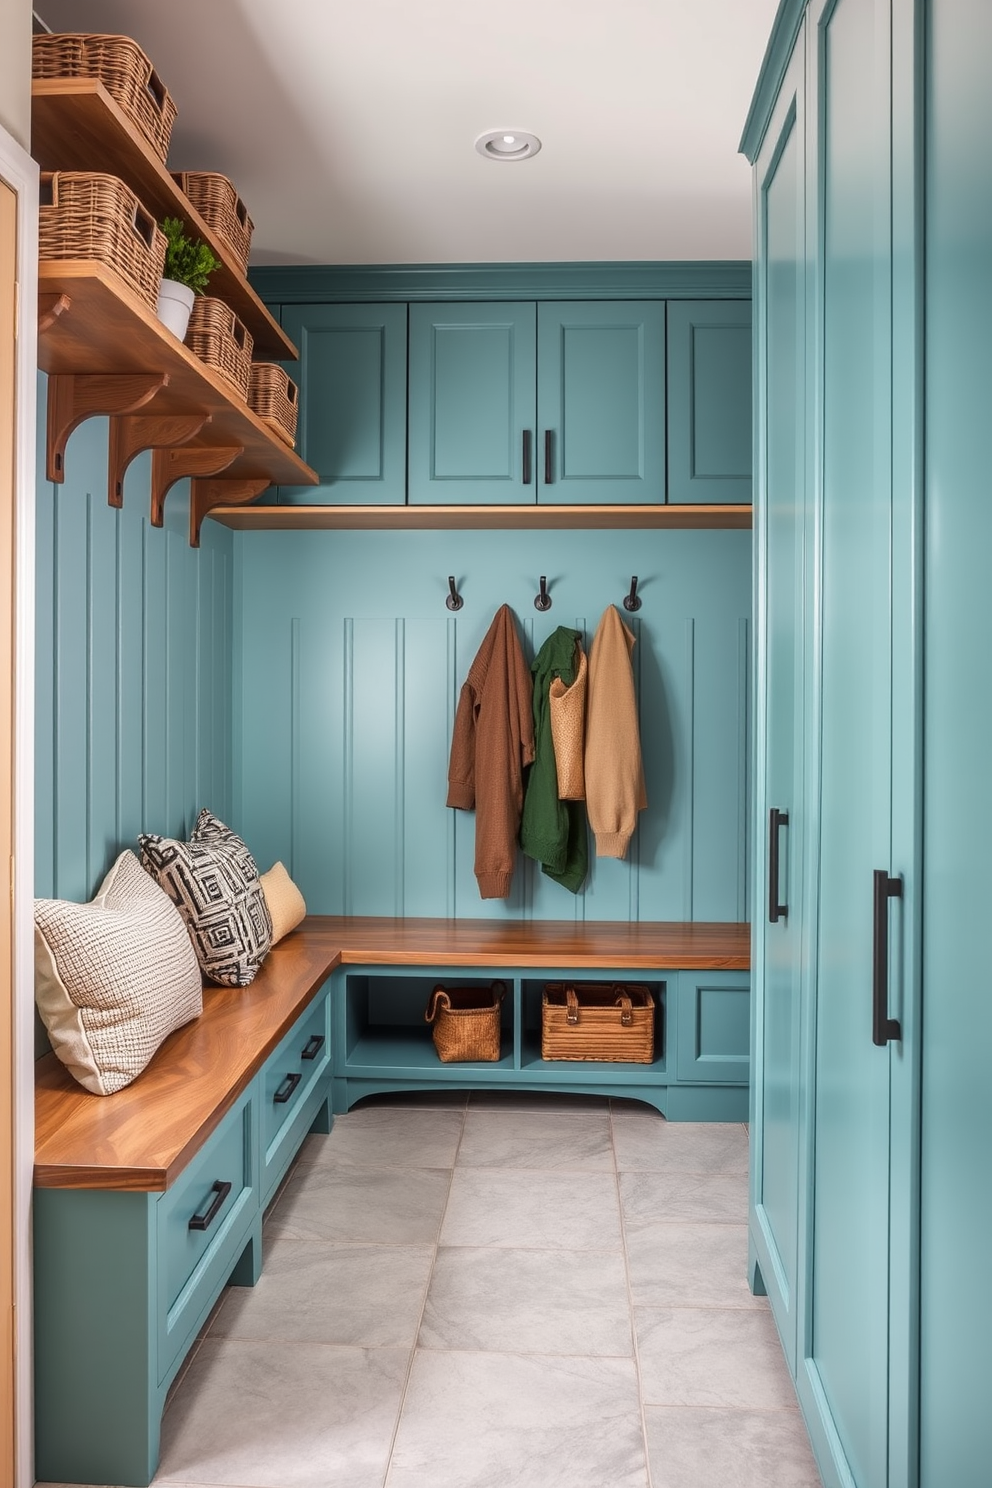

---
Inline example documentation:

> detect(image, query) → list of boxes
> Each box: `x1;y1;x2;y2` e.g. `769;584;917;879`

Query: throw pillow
259;861;307;945
34;850;203;1096
138;808;272;986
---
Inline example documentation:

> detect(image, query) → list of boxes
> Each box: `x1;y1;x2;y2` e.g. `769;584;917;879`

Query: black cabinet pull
522;429;532;485
188;1179;232;1232
872;869;903;1046
768;808;789;923
273;1070;303;1104
544;429;554;484
301;1034;325;1061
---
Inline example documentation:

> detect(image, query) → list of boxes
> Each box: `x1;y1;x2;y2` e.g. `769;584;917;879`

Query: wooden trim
738;0;808;162
208;503;754;532
34;917;749;1193
249;260;754;305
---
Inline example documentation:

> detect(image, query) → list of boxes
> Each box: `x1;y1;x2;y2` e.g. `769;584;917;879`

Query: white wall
0;2;31;151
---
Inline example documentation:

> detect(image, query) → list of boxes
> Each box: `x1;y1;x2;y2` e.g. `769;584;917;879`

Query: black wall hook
623;576;642;612
534;575;552;612
446;576;463;611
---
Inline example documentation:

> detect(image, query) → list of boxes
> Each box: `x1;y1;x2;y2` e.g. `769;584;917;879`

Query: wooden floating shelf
31;76;296;362
206;502;754;532
37;259;318;494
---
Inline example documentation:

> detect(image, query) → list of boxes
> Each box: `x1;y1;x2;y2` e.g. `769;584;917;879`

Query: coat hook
534;575;552;612
446;576;464;611
623;575;642;612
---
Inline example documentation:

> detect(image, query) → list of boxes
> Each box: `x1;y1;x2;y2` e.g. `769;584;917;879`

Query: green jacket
520;626;588;893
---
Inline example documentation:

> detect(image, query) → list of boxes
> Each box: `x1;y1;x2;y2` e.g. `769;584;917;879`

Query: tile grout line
609;1099;656;1488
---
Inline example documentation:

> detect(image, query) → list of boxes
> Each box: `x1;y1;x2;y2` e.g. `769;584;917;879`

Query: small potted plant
155;216;222;340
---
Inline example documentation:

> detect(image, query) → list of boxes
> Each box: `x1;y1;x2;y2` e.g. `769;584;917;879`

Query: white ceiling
35;0;779;267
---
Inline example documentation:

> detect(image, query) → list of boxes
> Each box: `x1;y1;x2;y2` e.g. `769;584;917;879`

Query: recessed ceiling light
475;130;542;162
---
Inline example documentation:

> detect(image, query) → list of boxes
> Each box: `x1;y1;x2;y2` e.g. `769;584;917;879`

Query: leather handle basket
425;980;506;1063
541;981;655;1063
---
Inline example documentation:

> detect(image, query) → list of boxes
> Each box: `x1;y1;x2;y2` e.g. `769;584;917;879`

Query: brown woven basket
541;982;655;1063
425;981;505;1063
39;172;167;311
248;363;299;445
171;172;254;273
33;34;178;163
185;296;254;401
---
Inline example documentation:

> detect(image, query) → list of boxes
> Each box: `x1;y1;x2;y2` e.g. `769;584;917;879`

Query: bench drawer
262;984;331;1170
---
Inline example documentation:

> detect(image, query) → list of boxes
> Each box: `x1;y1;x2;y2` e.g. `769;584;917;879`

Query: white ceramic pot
155;279;196;340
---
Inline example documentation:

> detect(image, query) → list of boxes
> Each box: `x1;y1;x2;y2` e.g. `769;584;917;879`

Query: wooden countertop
34;917;750;1192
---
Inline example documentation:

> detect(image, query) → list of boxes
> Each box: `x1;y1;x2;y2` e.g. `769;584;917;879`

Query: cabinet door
278;302;407;504
667;301;752;504
536;301;666;504
408;303;536;504
749;30;807;1377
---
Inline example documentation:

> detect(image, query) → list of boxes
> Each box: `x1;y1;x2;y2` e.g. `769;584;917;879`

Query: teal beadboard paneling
34;375;235;909
235;528;751;922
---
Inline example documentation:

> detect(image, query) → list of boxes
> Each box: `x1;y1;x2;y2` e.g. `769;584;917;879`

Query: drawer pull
301;1034;325;1061
188;1179;232;1232
544;428;554;484
522;428;532;485
273;1070;303;1104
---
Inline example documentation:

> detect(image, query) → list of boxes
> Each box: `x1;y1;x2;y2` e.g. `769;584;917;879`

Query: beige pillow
34;850;203;1096
260;861;307;944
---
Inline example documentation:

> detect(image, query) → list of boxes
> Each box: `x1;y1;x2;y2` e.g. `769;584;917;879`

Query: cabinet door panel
279;303;407;505
668;301;752;504
408;303;536;504
537;301;666;504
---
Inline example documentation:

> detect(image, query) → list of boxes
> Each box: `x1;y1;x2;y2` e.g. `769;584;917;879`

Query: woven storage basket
171;171;254;272
39;172;166;311
425;981;505;1063
541;982;655;1063
185;296;254;401
33;34;178;163
248;363;299;445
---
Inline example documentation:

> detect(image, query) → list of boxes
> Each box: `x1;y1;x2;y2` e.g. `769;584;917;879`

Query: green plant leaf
160;217;222;294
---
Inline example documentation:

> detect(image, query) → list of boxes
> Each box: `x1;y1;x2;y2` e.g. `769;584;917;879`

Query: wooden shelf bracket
38;292;71;335
46;372;168;483
150;444;244;529
190;478;271;547
108;413;212;509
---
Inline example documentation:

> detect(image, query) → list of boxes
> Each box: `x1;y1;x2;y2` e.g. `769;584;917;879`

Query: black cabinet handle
273;1070;303;1104
188;1179;232;1232
872;869;903;1046
544;429;554;484
301;1034;325;1061
768;808;789;923
522;429;532;485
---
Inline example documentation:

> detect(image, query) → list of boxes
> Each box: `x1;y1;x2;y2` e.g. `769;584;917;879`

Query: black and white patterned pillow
138;809;272;987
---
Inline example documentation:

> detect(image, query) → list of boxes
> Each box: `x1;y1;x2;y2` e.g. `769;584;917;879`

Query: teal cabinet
409;300;668;505
667;301;752;504
673;970;750;1085
277;302;407;504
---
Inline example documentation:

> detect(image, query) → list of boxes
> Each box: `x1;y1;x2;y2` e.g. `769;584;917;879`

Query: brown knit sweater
446;605;536;898
584;604;647;858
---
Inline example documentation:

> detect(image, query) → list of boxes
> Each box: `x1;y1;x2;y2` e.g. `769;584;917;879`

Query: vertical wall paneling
87;487;119;895
116;495;145;856
236;529;751;924
737;616;751;922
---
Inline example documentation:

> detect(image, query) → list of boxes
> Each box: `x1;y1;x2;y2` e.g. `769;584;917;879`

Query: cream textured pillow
138;808;272;986
34;850;203;1096
259;862;307;945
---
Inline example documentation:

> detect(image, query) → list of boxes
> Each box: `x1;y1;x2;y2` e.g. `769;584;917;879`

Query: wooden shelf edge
31;77;296;362
206;503;754;532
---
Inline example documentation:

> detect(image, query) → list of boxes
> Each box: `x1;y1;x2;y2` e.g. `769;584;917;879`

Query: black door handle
768;808;789;923
872;869;902;1046
188;1179;232;1232
544;429;554;484
273;1070;303;1104
301;1034;325;1061
522;429;532;485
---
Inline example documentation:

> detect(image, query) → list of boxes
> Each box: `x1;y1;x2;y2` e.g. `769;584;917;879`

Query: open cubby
519;976;667;1077
342;972;516;1074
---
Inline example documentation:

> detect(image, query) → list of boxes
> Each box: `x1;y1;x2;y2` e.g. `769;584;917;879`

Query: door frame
0;117;38;1488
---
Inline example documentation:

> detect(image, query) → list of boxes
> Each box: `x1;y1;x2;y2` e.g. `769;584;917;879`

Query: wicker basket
171;171;254;273
541;982;655;1063
425;981;505;1063
185;296;254;401
248;363;299;445
39;172;167;311
33;34;178;163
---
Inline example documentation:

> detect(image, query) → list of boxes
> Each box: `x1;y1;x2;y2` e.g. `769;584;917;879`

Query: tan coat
584;605;647;858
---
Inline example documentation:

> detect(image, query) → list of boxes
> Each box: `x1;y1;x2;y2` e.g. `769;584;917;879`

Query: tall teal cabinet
744;0;988;1484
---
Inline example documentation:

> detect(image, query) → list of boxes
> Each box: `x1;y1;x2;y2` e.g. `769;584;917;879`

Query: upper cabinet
667;301;752;504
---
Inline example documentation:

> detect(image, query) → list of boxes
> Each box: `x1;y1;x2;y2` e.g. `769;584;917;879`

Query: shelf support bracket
38;293;71;335
46;373;168;484
108;413;212;509
190;478;271;548
150;444;244;530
